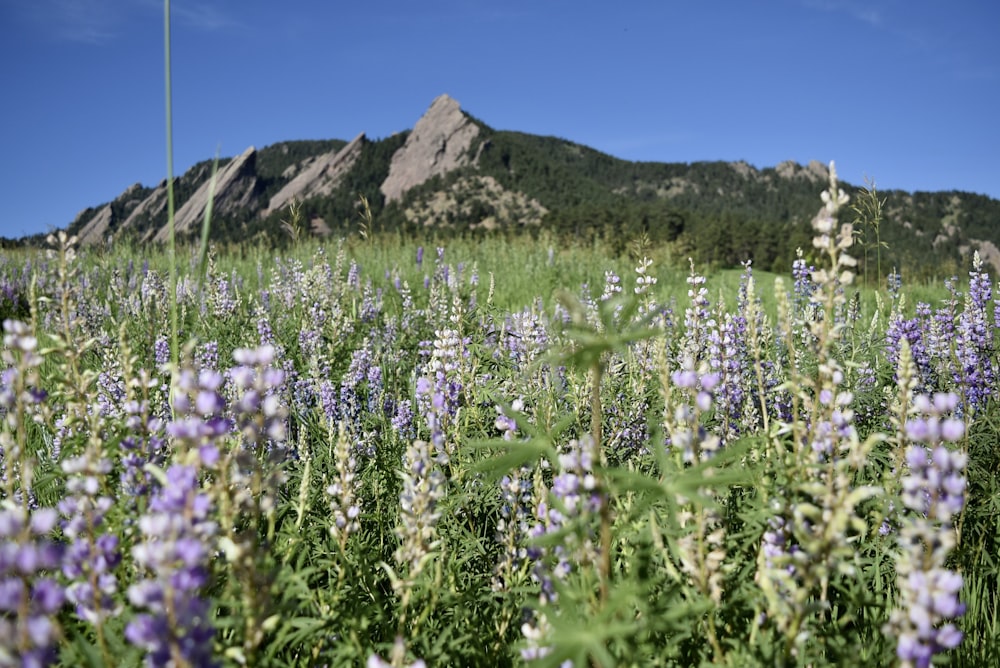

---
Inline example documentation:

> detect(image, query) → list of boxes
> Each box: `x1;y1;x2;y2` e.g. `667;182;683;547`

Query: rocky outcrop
152;146;259;242
71;183;146;245
76;204;113;245
121;183;169;235
973;240;1000;275
775;160;828;183
380;95;479;202
730;160;754;179
264;133;365;216
805;160;830;182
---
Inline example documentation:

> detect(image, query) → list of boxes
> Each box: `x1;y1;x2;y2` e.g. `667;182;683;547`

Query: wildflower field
2;170;1000;667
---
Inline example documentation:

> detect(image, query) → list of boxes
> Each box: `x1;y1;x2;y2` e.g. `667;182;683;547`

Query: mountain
60;94;1000;279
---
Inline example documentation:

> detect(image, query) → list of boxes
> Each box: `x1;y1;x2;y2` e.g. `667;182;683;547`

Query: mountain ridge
49;94;1000;279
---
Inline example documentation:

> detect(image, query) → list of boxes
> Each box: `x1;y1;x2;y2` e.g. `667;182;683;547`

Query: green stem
164;0;178;369
590;363;612;606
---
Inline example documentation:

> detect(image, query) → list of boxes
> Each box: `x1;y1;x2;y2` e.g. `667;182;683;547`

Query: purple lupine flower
953;253;994;412
806;390;856;460
924;280;959;388
424;249;454;323
59;453;122;627
318;379;338;425
494;399;523;441
140;270;166;314
492;465;533;592
849;360;881;428
887;269;902;300
520;611;561;662
668;366;722;463
96;364;127;418
308;301;328;332
1;319;47;500
395;278;418;332
754;508;805;632
415;328;465;461
517;437;603;660
491;399;536;591
298;327;323;364
196;341;219;375
526;436;600;602
394;439;446;582
153;336;170;368
219;344;292;549
707;312;750;441
1;319;44;403
338;344;375;434
887;392;967;666
391;399;415;441
347;261;361;291
230;345;288;450
365;364;384;415
256;306;274;347
208;275;237;318
681;261;714;363
0;506;65;667
125;464;218;668
504;308;550;372
287;375;315;416
415;246;424;267
600;270;622;302
327;423;362;544
791;250;816;320
167;368;230;467
887;312;933;392
360;283;382;323
760;514;797;576
120;386;168;503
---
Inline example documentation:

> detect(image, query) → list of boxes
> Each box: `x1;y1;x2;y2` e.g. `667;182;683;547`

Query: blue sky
0;0;997;239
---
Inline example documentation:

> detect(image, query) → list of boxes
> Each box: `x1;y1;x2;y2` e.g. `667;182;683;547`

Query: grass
1;216;998;666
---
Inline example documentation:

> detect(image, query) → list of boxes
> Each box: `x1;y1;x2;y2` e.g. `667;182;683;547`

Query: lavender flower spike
887;392;967;667
394;440;445;584
125;464;219;668
0;506;64;667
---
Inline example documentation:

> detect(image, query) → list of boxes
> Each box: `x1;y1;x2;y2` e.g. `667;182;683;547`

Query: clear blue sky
1;0;997;239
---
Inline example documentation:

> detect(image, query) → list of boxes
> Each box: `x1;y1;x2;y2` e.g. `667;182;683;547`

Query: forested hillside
49;97;1000;281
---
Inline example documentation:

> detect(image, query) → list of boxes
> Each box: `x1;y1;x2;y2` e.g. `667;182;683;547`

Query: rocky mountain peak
380;94;480;202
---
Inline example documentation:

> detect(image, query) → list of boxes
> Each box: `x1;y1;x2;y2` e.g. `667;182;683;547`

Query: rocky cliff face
75;204;113;245
73;182;148;245
264;133;365;216
152;146;260;242
380;94;480;202
121;183;169;236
